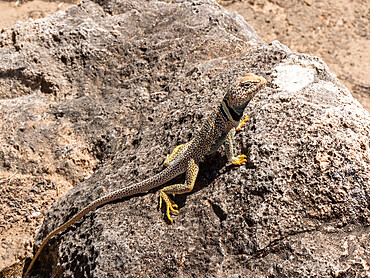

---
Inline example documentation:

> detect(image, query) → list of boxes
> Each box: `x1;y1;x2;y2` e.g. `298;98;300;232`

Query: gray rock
0;0;369;277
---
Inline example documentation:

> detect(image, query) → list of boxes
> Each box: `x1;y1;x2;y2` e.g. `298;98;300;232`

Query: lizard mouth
238;72;267;86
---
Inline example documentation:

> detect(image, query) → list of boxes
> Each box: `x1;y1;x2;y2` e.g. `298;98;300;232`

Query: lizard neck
219;99;242;123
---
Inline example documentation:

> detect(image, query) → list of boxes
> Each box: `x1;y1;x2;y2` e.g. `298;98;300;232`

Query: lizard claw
236;116;249;132
159;191;179;223
231;154;247;165
163;154;170;167
166;202;179;223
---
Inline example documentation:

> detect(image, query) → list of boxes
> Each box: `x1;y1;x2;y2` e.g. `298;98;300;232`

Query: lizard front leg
225;128;247;165
159;158;199;223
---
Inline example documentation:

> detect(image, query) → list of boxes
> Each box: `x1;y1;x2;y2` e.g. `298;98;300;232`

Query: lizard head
222;73;267;120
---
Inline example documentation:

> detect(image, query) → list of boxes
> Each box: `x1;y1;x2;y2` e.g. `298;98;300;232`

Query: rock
0;0;369;277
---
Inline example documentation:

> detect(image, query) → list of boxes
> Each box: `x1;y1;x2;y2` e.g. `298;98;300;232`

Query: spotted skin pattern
23;73;266;278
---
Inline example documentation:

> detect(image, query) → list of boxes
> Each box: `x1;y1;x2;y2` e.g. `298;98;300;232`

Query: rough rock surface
0;0;369;277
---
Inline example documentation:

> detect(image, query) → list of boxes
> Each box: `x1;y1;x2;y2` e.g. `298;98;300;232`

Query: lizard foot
164;144;185;167
163;154;171;167
159;191;179;223
231;154;247;165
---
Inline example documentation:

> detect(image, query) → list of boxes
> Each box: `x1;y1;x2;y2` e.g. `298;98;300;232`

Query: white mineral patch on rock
272;55;329;93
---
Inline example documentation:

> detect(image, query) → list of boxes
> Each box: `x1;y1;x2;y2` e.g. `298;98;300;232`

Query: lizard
23;72;267;277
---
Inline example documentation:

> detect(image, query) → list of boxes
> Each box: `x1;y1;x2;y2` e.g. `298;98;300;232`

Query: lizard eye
240;83;251;88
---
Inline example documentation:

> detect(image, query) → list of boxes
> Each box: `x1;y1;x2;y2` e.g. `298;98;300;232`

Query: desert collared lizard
24;72;266;277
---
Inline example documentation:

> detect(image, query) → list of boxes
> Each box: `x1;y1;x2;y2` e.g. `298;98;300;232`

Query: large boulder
0;0;368;277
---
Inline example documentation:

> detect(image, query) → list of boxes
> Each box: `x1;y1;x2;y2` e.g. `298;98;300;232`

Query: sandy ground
222;0;370;112
0;0;76;29
0;0;368;109
0;0;368;276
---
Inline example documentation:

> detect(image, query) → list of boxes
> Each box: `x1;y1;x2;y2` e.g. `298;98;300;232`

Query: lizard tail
23;161;186;277
23;191;116;278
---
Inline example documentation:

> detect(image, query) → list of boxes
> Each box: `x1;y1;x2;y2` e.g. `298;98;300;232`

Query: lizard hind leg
159;158;199;223
163;142;189;167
